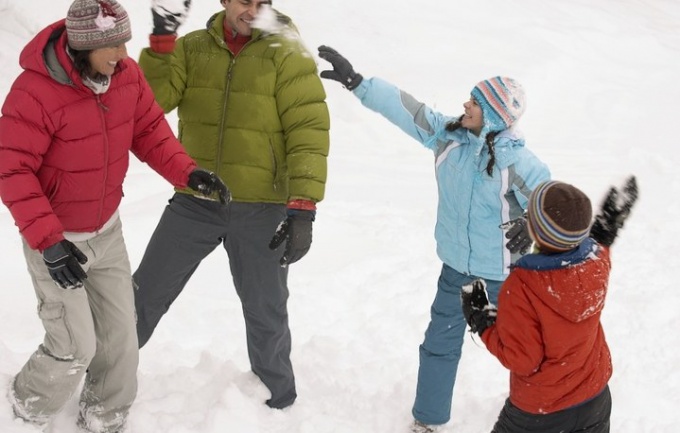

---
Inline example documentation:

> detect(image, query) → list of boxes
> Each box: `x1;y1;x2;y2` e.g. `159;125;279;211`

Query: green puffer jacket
138;11;330;204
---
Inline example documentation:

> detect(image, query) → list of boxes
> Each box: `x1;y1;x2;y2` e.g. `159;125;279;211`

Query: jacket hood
514;238;610;323
463;126;525;168
20;20;73;85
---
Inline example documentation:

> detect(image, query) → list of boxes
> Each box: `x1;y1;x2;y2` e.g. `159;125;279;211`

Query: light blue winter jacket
354;77;551;281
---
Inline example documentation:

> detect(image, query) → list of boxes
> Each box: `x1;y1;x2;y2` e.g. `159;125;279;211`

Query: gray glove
500;215;532;254
43;240;88;289
317;45;364;91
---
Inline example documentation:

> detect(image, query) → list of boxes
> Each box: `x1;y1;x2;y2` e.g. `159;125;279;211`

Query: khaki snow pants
12;218;138;433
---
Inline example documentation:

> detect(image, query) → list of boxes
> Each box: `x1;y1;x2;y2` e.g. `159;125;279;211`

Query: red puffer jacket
0;20;196;251
482;238;613;414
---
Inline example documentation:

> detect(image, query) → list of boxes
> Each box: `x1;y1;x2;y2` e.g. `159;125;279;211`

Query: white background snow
1;0;679;432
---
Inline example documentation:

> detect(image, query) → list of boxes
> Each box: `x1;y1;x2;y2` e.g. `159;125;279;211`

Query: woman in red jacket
460;177;637;433
0;1;226;432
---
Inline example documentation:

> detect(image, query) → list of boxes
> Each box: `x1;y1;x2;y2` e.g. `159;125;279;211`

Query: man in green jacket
134;0;330;409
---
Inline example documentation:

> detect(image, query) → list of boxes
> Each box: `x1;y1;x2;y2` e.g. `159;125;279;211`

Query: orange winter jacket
482;238;613;414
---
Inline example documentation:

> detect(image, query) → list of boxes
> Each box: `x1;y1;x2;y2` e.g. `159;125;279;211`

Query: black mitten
590;176;638;247
500;215;531;254
152;0;191;35
317;45;364;91
43;240;88;289
461;279;497;336
188;168;231;204
269;209;315;266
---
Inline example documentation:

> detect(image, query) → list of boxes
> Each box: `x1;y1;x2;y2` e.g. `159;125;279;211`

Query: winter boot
410;419;441;433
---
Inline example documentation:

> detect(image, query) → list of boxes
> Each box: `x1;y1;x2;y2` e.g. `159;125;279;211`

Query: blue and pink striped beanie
527;181;593;253
471;76;526;134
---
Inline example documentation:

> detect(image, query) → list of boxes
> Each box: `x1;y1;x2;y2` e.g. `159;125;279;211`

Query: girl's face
462;97;484;136
88;44;128;77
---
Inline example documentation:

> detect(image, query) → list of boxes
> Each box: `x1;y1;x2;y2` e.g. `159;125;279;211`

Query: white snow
1;0;679;432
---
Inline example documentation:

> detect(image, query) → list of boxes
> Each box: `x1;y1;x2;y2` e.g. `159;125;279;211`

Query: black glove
188;168;231;205
269;209;315;266
590;175;638;247
152;0;191;35
500;215;531;254
460;279;497;336
43;240;88;289
317;45;364;91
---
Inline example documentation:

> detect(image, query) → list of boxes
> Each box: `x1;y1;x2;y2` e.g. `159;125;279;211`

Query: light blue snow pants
412;263;503;425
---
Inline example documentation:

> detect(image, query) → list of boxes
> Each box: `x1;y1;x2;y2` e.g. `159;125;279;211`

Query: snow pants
491;386;612;433
412;264;503;425
133;194;296;408
12;218;138;433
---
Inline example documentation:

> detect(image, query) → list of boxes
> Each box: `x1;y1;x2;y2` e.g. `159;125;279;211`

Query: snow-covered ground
1;0;678;432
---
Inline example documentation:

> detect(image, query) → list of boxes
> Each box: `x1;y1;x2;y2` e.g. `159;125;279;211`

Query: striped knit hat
527;181;593;253
471;76;526;134
66;0;132;51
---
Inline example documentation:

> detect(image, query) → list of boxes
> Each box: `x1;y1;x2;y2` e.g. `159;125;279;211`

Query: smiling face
461;97;484;136
87;44;128;78
222;0;272;36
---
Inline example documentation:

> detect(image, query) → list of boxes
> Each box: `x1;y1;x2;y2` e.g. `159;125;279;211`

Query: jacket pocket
268;136;281;191
38;302;75;360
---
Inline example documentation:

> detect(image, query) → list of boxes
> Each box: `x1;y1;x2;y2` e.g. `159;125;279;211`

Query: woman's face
87;44;128;77
462;97;484;136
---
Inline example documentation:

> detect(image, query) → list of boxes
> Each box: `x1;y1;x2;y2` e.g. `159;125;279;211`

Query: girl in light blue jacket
318;46;551;432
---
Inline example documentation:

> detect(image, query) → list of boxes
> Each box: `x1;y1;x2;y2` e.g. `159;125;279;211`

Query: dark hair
68;46;94;78
445;116;498;177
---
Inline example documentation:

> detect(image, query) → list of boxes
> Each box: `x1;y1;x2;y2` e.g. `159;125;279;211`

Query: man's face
222;0;272;36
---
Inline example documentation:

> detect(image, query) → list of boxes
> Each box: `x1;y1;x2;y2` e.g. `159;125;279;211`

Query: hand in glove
43;240;88;289
460;279;497;336
590;175;638;247
269;209;315;266
188;168;231;205
317;45;364;91
500;215;532;254
152;0;191;35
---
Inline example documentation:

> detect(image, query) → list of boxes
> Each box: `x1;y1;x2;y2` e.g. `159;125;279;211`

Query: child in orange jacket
461;177;637;433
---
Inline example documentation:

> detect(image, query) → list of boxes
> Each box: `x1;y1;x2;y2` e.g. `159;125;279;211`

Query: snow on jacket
353;78;550;280
0;20;197;252
482;238;613;414
138;10;330;204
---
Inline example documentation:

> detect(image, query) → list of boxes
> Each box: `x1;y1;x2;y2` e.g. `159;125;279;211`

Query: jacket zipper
216;36;258;177
95;95;109;226
216;59;235;173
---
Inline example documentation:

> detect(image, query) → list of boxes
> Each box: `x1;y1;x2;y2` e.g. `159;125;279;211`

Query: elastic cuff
149;34;177;54
287;199;317;211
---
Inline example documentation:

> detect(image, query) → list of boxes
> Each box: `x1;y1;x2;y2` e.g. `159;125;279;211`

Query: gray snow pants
133;194;296;408
12;218;138;433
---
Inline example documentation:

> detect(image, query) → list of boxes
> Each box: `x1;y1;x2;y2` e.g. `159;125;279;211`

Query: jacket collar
513;237;600;271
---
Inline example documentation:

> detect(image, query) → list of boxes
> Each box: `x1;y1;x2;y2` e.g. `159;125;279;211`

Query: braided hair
445;117;499;177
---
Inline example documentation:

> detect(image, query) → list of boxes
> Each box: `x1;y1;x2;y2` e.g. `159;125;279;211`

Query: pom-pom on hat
471;76;526;134
66;0;132;51
527;181;593;253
